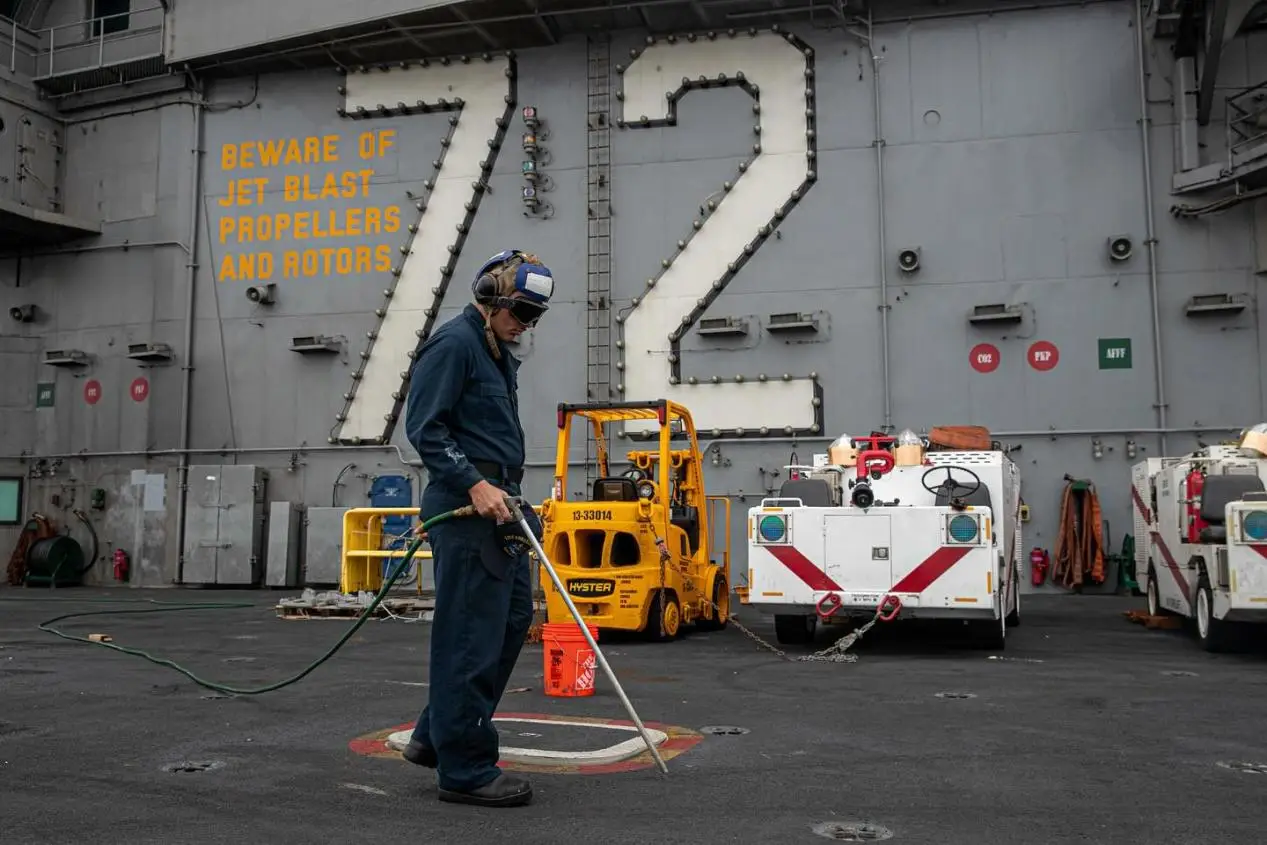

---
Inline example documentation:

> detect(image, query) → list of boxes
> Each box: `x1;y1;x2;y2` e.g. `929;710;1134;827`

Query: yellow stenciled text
216;131;402;282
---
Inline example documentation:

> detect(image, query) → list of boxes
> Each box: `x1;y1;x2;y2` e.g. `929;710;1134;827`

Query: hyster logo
567;578;615;597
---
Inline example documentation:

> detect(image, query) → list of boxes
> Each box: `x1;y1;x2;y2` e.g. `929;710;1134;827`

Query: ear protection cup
472;272;500;304
472;249;530;304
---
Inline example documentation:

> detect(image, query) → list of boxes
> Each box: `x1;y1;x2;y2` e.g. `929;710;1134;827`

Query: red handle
877;594;902;622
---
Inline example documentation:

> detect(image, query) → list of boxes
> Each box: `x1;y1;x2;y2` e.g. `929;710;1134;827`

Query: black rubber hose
72;508;99;576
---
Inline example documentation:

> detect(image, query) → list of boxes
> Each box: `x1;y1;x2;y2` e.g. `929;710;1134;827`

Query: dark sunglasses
496;297;547;327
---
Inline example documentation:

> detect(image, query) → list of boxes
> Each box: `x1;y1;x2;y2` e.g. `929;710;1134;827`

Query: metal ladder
584;35;613;492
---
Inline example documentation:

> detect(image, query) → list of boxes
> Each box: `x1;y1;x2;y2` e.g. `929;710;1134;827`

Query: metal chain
701;596;888;664
655;536;669;640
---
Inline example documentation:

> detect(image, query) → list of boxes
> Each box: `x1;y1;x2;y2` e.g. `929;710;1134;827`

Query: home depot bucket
543;621;600;698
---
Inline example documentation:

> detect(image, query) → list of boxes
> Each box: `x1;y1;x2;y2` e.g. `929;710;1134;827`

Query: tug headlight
636;480;655;500
1241;510;1267;542
756;513;789;545
945;513;980;544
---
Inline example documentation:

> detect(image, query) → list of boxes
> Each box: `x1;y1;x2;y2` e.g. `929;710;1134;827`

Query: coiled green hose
12;505;473;696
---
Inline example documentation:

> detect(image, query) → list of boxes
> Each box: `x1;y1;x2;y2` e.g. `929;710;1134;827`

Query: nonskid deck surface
3;587;1267;844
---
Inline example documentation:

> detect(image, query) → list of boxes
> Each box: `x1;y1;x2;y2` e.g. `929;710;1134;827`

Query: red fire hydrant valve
113;549;130;583
1030;547;1049;587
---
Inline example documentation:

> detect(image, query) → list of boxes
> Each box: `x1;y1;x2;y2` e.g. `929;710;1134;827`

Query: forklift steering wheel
920;465;982;499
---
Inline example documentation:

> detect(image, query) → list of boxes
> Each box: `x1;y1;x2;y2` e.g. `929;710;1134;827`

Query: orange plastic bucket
542;621;600;698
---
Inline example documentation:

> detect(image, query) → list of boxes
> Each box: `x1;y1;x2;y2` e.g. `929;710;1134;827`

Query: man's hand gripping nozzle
502;495;670;776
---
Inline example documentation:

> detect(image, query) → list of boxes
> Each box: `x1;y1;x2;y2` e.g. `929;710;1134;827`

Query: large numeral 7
331;53;517;445
615;29;822;437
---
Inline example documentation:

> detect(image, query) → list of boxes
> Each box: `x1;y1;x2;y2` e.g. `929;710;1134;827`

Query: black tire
696;576;729;632
971;595;1007;650
1146;568;1161;617
1005;562;1021;628
1194;578;1234;653
774;614;816;645
644;591;681;642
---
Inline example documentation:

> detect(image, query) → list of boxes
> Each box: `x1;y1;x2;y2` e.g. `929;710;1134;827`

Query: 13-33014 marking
573;509;614;522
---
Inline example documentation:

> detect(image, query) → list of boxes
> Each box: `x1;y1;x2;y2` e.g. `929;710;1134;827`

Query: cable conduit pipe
0;425;1250;468
1135;0;1169;455
0;240;189;260
869;8;893;434
174;86;204;586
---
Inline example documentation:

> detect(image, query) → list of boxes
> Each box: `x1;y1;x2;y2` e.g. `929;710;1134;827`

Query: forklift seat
592;477;638;502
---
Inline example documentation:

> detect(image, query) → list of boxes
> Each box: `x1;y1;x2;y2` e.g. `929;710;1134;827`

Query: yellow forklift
536;399;731;641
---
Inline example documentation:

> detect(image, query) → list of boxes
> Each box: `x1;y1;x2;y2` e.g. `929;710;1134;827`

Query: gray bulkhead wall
0;0;1263;594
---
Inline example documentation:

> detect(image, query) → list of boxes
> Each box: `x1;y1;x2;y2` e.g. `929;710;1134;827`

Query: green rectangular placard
35;382;55;407
1098;338;1132;370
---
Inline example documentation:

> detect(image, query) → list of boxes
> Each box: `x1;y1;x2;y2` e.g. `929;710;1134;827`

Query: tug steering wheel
920;465;982;502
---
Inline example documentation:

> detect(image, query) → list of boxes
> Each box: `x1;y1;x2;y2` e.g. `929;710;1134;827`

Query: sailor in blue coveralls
400;249;552;808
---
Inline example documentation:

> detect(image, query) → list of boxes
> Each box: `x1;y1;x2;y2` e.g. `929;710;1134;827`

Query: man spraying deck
400;248;554;808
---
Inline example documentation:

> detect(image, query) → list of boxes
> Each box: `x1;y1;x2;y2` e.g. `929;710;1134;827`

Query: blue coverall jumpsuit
403;302;535;794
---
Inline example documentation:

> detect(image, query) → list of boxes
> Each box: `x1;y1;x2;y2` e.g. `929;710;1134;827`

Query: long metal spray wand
505;496;670;776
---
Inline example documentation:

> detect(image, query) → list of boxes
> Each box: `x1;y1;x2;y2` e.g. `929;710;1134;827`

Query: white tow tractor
741;429;1023;650
1132;425;1267;651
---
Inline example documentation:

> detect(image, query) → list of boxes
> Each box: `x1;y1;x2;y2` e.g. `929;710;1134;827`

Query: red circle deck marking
348;711;703;775
969;343;1000;373
130;377;150;402
83;379;102;405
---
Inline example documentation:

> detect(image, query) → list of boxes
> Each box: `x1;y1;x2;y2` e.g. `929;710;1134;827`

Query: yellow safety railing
706;494;731;580
341;507;433;594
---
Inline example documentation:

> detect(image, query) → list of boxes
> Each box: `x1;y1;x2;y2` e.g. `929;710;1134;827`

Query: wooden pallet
1123;609;1184;630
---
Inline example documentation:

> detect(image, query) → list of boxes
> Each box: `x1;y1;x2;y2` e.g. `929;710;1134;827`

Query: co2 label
969;343;1000;373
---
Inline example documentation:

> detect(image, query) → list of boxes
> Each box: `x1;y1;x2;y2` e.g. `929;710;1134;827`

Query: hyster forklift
536;399;732;641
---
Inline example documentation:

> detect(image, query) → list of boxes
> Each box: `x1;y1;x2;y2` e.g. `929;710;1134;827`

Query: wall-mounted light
1091;438;1104;460
9;304;35;322
246;284;276;305
1125;439;1137;459
897;247;921;273
521;107;552;218
1107;235;1132;262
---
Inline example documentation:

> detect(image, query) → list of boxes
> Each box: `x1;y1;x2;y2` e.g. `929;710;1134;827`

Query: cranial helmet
471;249;554;307
470;249;554;359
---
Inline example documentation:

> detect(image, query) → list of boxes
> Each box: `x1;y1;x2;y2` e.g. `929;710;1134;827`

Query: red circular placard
1027;341;1059;371
969;343;1000;373
83;379;102;405
130;377;150;402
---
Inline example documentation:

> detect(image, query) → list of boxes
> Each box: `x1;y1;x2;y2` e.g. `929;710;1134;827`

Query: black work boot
402;739;437;768
438;773;533;807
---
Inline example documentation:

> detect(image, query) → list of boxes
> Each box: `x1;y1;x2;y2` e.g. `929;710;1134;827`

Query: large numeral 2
615;29;822;437
331;53;516;445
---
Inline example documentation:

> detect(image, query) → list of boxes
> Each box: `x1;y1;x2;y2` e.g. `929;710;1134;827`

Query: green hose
8;505;474;696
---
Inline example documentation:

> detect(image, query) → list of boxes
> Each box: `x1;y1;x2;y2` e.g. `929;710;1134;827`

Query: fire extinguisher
1185;467;1207;544
113;549;130;583
1030;547;1050;587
